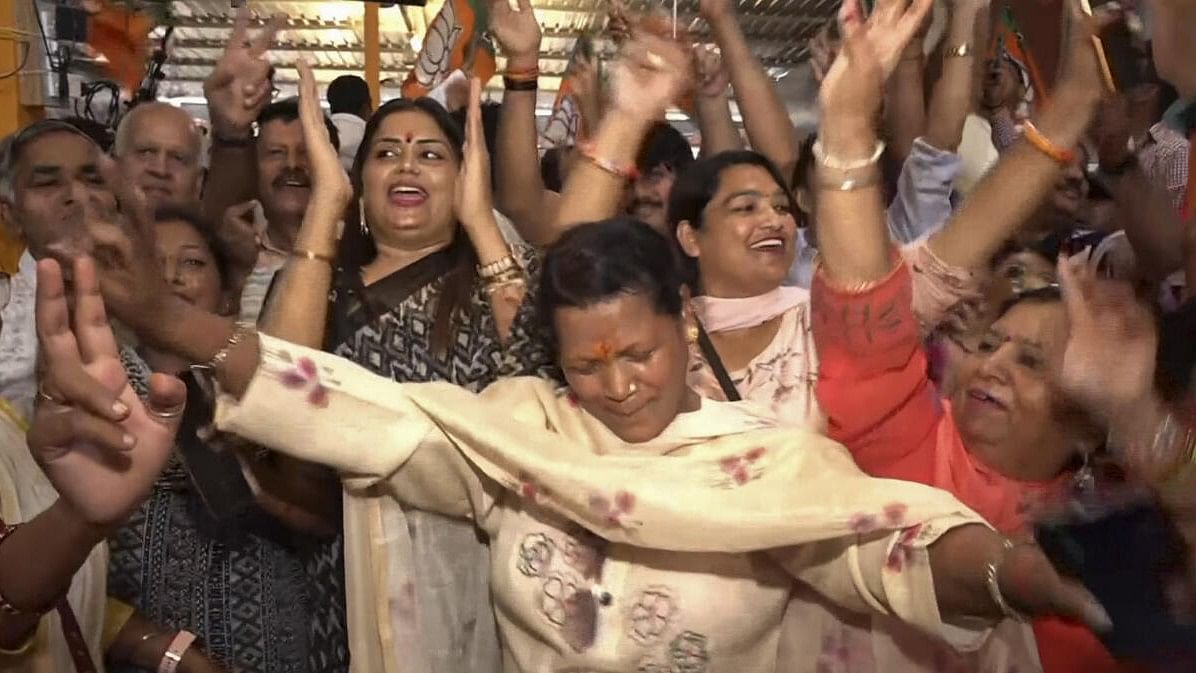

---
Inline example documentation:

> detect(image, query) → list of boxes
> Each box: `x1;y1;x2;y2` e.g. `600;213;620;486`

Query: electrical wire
0;40;31;80
76;79;121;127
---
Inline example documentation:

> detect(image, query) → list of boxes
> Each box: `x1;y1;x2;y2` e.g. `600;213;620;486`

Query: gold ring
36;382;67;407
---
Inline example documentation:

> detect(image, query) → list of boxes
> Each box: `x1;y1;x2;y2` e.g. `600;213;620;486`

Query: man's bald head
114;102;204;210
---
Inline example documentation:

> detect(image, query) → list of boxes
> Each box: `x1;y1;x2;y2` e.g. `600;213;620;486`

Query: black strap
696;322;741;402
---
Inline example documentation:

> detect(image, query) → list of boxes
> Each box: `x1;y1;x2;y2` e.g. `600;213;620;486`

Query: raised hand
1057;256;1157;425
86;157;177;345
490;0;541;68
693;44;730;98
204;7;283;138
1056;0;1121;100
698;0;737;25
297;60;352;208
819;0;935;125
216;200;262;278
27;257;185;528
808;22;839;84
454;78;498;230
608;31;692;122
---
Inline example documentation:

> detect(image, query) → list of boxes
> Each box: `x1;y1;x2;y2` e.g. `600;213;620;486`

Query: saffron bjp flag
86;0;152;93
609;5;697;118
401;0;497;99
989;6;1047;114
996;3;1055;105
541;35;593;147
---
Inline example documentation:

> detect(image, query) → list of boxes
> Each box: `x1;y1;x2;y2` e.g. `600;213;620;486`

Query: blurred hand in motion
608;31;692;123
692;44;730;98
1057;256;1157;427
1150;0;1196;98
818;0;935;127
28;257;185;528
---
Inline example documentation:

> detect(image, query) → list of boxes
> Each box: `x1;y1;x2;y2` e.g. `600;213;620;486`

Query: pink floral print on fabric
717;447;767;487
280;356;330;408
885;524;924;572
588;490;636;528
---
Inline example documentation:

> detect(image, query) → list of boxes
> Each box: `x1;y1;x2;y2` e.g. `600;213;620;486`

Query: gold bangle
483;268;525;286
478;255;519;280
292;249;335;264
945;43;972;58
201;322;255;372
484;278;528;296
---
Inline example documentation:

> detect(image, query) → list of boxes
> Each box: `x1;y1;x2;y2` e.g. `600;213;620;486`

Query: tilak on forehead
592;340;615;361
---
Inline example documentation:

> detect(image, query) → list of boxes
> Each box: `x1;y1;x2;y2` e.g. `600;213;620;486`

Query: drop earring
1072;449;1095;494
358;197;370;237
686;323;699;344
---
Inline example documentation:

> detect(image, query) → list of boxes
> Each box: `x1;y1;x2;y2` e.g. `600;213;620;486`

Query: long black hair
336;96;472;356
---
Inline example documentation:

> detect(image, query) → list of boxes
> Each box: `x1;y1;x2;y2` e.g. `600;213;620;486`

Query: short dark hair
327;75;371;116
637;122;693;175
996;284;1062;319
151;206;233;288
256;99;341;151
539;217;686;344
667;150;798;286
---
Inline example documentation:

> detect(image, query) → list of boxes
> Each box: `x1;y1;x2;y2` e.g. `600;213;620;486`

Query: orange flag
86;1;151;94
401;0;497;99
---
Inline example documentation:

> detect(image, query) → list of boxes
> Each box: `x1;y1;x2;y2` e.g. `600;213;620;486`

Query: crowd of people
0;0;1195;671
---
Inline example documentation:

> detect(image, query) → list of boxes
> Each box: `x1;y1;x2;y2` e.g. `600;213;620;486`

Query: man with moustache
0;121;116;420
113;102;204;211
229;99;340;323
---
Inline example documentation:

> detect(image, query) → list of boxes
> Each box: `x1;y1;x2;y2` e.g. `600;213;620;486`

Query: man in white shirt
326;75;370;173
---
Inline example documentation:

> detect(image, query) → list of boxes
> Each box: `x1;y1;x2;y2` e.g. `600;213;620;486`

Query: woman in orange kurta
808;0;1124;670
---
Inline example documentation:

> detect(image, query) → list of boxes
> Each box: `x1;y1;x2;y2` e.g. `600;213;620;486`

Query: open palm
204;7;282;134
819;0;933;121
29;257;184;527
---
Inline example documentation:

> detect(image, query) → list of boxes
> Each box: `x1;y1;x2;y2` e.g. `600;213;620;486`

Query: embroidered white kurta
217;334;1014;673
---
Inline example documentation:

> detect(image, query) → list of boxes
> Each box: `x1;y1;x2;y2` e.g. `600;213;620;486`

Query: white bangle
812;139;886;171
158;630;197;673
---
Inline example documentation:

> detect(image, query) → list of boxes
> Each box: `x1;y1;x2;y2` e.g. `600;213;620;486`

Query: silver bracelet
811;139;886;171
985;538;1030;622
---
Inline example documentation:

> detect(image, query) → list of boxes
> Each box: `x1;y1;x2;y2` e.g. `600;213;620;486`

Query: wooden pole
364;2;380;110
0;0;46;139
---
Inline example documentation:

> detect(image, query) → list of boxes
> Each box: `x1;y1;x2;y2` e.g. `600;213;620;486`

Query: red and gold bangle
504;67;540;82
1021;120;1077;166
577;141;639;181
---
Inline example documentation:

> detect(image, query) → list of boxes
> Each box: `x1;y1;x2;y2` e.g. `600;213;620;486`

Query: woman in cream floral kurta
215;333;1032;673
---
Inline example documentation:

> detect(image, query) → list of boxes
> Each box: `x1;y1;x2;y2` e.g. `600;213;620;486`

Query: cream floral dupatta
217;334;995;673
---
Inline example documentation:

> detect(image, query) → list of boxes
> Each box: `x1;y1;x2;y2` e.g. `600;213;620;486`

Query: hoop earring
358;197;370;237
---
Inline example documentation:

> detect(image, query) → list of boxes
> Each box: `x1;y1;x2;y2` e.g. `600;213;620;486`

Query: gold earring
686;324;699;344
